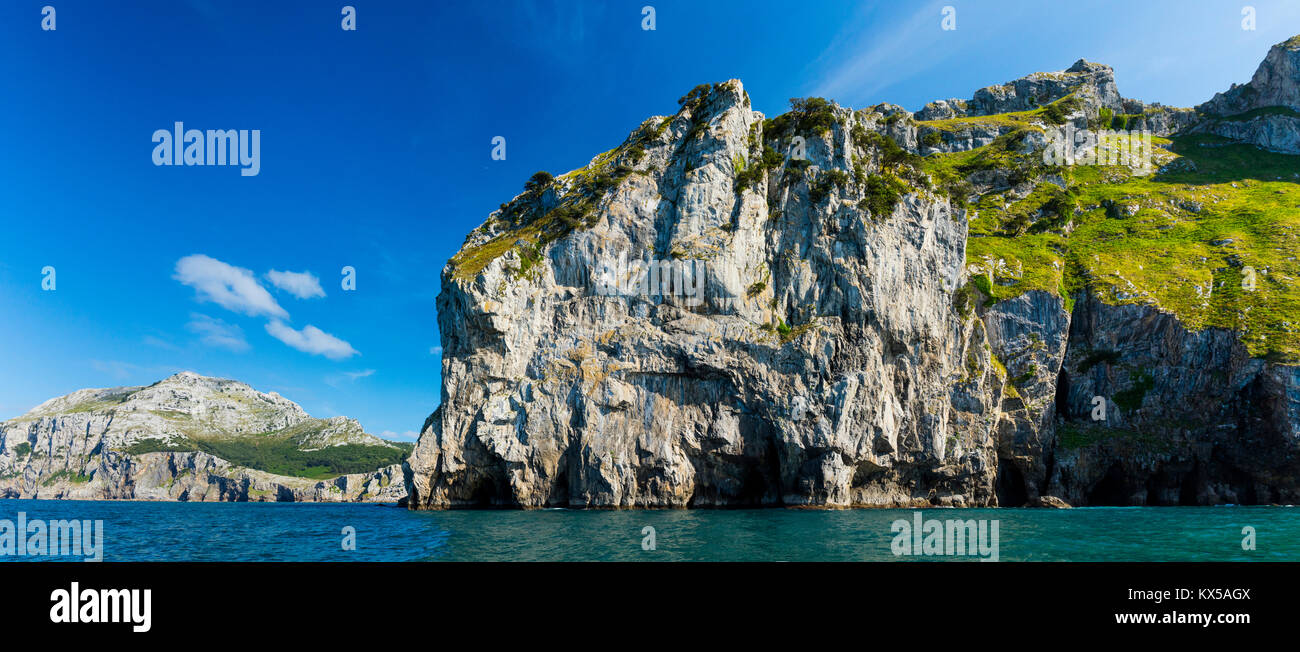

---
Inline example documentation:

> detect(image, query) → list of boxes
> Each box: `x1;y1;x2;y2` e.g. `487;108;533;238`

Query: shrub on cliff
524;170;554;192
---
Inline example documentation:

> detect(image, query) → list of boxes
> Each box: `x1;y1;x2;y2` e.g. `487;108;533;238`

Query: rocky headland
406;36;1300;509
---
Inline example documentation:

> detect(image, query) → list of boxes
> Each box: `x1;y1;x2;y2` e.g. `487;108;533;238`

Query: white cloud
187;313;250;352
174;254;287;320
429;346;442;356
325;368;375;388
176;255;362;361
378;430;420;441
265;269;326;299
265;320;358;360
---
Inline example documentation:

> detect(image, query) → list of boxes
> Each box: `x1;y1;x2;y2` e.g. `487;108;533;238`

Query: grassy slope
124;436;413;480
915;102;1055;133
926;123;1300;361
130;411;411;479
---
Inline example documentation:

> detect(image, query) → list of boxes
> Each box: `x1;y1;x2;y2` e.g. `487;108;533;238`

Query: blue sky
1;0;1296;438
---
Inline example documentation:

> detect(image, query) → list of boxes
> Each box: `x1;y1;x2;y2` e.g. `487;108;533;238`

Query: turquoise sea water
0;499;1295;561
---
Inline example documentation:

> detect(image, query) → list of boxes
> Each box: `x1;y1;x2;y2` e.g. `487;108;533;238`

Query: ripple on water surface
0;500;1293;561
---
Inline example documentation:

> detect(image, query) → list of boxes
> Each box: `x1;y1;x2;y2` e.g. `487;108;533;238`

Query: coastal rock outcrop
408;38;1300;509
410;81;1010;508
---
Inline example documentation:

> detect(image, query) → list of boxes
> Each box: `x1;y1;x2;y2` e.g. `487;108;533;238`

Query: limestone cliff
407;38;1300;508
0;372;408;502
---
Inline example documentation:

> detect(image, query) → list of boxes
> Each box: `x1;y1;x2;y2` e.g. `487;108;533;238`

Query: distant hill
0;372;408;502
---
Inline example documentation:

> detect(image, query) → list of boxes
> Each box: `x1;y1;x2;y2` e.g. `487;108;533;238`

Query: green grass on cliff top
916;103;1049;133
449;113;672;283
128;410;410;478
931;130;1300;361
123;437;411;480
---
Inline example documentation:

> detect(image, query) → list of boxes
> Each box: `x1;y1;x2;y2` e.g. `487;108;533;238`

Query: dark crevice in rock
1054;366;1071;420
1086;461;1131;505
549;454;572;507
996;462;1028;507
1041;448;1058;501
1178;462;1203;506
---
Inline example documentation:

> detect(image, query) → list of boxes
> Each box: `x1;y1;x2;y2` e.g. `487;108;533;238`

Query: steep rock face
1049;296;1300;505
1196;37;1300;153
410;81;1054;508
0;373;408;502
1199;37;1300;115
980;291;1072;505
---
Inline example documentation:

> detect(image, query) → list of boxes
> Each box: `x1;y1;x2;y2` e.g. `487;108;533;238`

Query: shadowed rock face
1049;296;1300;505
408;43;1300;509
0;372;407;502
